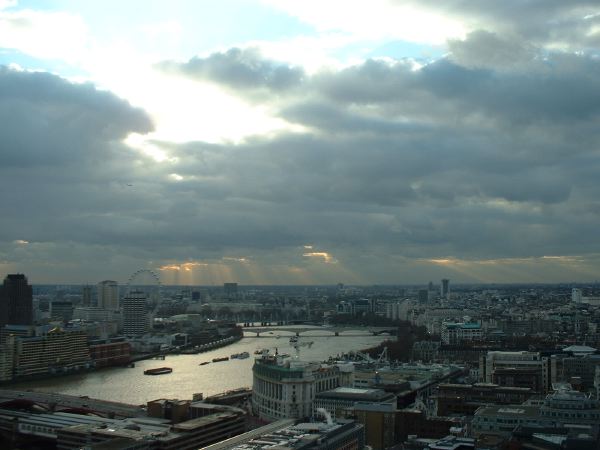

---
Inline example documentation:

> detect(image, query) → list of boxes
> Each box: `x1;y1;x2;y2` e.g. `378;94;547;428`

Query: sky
2;0;600;285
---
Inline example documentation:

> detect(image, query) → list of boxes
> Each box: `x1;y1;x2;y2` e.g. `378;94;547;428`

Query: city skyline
2;1;600;284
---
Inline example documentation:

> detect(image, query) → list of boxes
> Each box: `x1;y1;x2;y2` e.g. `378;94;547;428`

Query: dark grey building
0;274;33;327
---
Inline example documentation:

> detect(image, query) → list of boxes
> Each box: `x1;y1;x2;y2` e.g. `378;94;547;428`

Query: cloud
0;7;89;63
412;0;600;50
158;262;209;271
159;47;305;97
0;67;153;167
303;252;336;263
263;0;466;44
5;1;600;284
0;66;154;275
144;46;600;282
447;30;537;70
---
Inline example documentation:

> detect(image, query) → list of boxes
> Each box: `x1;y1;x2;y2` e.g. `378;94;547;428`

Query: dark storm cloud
0;67;152;167
149;30;600;273
309;53;600;126
6;0;600;283
0;67;153;256
159;47;304;95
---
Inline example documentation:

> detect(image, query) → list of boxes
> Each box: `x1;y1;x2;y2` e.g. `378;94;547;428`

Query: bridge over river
242;325;397;337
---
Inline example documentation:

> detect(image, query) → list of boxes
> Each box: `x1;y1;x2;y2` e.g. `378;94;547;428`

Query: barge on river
144;367;173;375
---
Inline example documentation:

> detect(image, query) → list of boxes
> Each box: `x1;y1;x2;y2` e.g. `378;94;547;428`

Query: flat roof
316;387;395;401
173;412;238;431
563;345;596;353
475;405;540;419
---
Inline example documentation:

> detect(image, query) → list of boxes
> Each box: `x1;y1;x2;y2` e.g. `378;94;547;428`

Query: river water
9;329;390;405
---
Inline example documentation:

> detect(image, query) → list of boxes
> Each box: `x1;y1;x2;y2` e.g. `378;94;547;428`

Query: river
8;328;390;405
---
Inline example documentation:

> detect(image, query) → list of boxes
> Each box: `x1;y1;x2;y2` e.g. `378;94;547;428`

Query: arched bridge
242;325;397;337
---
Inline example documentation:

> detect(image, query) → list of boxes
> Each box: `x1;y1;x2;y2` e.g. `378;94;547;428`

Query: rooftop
201;421;360;450
316;387;394;402
562;345;597;354
173;412;239;431
475;405;541;419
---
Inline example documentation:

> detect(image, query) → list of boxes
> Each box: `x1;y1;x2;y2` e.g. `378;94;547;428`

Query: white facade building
441;322;483;345
252;354;352;421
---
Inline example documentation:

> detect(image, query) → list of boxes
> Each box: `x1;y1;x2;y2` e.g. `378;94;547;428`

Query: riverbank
5;334;387;404
129;335;242;363
2;335;243;386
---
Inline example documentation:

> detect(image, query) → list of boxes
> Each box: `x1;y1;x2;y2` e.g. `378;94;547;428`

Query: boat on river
212;357;229;362
199;361;210;366
144;367;173;375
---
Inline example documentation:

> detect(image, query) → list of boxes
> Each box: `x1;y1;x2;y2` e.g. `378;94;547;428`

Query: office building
0;273;33;327
313;387;396;418
50;301;74;322
122;290;149;336
510;425;599;450
56;404;246;450
540;387;600;426
88;338;131;368
441;321;483;345
479;351;550;392
572;288;583;303
8;327;91;379
223;282;238;297
434;383;535;416
440;279;450;298
472;405;544;437
0;335;15;381
252;353;351;421
550;350;600;391
473;387;600;437
202;419;365;450
97;280;119;311
81;285;92;306
412;341;440;362
386;301;402;320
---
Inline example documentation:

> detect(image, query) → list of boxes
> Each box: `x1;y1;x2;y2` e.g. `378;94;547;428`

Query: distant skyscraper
572;288;583;303
97;280;119;310
441;279;450;298
0;274;33;327
418;289;429;303
223;282;238;297
428;281;434;291
82;285;92;306
51;301;74;323
122;290;149;336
